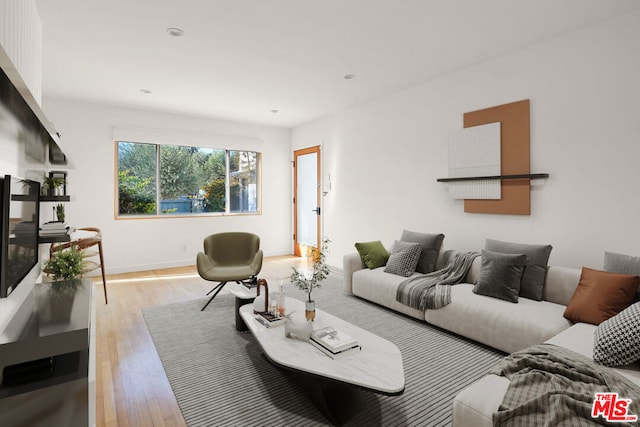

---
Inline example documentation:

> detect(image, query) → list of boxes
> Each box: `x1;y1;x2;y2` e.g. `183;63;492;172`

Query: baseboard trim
103;250;296;275
329;265;343;279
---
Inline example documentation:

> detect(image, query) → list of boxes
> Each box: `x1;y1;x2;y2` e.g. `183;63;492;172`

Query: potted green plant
42;175;65;196
54;203;65;222
19;179;39;195
43;245;84;321
44;245;83;281
289;238;330;321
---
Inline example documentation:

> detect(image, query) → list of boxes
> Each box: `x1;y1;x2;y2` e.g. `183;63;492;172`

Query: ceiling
35;1;639;128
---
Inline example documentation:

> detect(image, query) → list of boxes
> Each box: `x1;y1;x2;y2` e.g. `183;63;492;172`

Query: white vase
305;299;316;322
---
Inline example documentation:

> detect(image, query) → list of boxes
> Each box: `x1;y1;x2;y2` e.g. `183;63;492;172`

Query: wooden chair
49;227;108;303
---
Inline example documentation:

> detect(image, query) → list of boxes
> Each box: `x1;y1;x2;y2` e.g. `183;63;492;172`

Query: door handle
312;207;321;215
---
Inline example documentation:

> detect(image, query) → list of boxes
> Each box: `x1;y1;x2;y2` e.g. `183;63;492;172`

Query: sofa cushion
473;250;526;303
354;240;389;269
400;230;444;274
426;284;572;354
384;240;422;277
593;302;640;367
542;266;581;306
604;251;640;276
563;267;639;325
352;267;425;320
547;323;640;385
485;238;552;301
604;251;640;301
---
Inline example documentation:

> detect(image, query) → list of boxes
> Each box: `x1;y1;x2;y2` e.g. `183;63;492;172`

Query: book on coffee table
254;312;286;328
309;337;361;359
310;326;358;353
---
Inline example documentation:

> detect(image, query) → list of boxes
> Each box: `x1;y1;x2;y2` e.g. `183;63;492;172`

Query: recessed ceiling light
270;109;279;113
344;73;356;80
140;89;152;94
166;27;184;37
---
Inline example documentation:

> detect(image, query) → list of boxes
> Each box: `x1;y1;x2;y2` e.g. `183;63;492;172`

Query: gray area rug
143;278;504;426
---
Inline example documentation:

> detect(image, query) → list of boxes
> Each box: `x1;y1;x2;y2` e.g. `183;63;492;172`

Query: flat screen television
0;175;40;298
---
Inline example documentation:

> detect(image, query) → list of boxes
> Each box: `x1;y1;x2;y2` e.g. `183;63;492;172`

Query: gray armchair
196;232;263;311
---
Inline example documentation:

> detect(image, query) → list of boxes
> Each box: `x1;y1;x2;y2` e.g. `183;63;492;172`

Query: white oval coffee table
240;297;405;424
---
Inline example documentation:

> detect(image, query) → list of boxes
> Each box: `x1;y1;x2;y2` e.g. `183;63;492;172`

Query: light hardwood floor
94;255;308;427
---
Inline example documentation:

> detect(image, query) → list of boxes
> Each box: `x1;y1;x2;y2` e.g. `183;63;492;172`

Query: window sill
114;211;262;220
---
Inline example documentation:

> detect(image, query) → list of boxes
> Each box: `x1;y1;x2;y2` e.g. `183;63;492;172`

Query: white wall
292;10;640;270
42;98;292;274
0;0;42;104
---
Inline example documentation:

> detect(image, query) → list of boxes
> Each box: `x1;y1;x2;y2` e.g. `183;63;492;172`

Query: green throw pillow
355;241;389;269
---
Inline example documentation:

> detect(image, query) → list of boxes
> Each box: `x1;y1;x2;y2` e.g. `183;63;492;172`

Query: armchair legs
200;276;258;311
201;281;228;311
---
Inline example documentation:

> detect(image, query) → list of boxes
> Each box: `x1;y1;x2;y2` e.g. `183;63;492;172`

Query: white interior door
294;146;320;256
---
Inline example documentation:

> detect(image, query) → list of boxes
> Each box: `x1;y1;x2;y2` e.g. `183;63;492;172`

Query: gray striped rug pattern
143;279;504;426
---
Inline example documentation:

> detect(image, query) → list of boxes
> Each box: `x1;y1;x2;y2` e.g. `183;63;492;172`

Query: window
116;141;260;217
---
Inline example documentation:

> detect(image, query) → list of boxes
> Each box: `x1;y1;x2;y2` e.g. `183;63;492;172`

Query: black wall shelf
10;194;38;202
40;195;70;202
436;173;549;183
39;233;71;244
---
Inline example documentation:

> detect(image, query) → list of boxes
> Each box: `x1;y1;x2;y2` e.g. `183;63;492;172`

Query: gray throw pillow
604;251;640;276
605;251;640;302
473;250;526;303
384;240;422;277
400;230;445;274
485;238;552;301
593;302;640;366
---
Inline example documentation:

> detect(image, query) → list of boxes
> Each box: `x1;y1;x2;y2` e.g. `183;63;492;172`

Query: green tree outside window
116;141;259;216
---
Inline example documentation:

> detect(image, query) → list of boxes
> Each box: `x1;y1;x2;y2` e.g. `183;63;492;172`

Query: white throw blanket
395;250;479;310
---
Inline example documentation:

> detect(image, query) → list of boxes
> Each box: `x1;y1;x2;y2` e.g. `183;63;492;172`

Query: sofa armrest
543;266;581;306
343;253;365;294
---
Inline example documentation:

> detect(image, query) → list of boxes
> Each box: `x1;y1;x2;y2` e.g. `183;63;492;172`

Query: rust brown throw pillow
563;267;640;325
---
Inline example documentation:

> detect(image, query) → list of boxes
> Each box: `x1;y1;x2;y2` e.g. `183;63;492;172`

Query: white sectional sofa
342;251;640;426
453;323;640;426
343;252;579;354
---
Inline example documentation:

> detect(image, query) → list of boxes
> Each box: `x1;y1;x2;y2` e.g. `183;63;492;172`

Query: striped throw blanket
395;250;479;310
491;344;640;427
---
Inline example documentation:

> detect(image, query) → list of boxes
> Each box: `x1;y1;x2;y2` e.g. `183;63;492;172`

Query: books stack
12;221;37;236
40;221;69;237
310;326;360;359
254;311;286;328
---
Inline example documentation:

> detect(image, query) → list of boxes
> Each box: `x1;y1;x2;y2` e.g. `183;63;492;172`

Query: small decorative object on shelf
290;238;330;322
54;203;65;222
42;172;66;196
40;221;70;238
